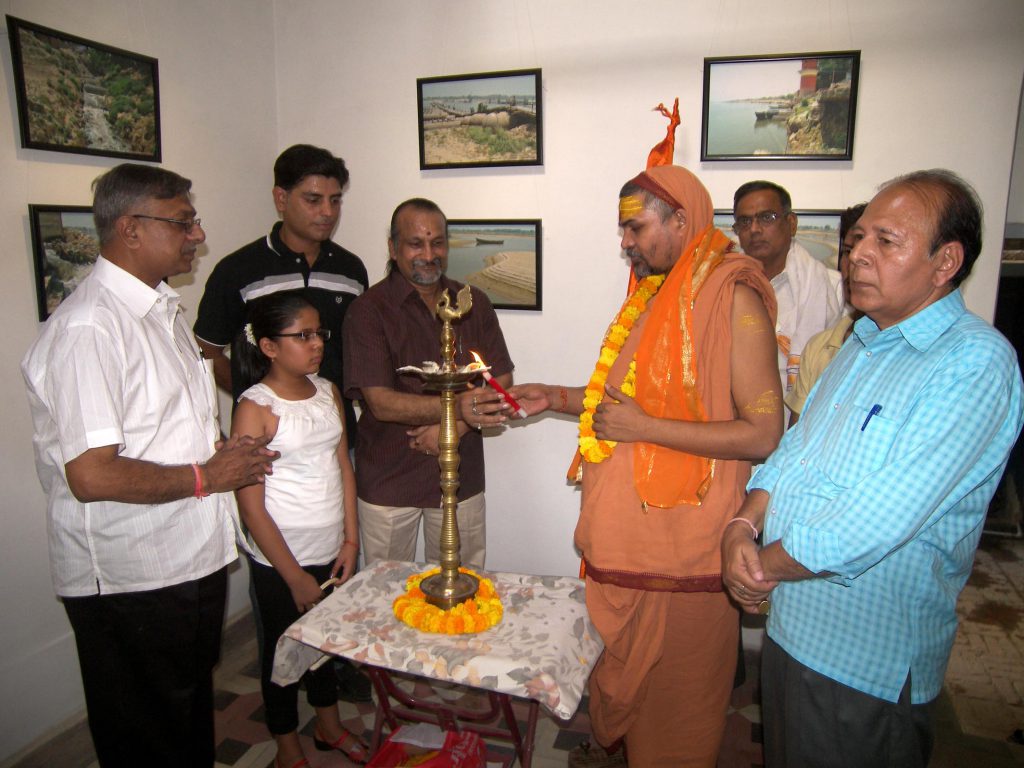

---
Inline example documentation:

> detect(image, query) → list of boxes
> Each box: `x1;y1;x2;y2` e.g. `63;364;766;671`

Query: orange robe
577;246;776;766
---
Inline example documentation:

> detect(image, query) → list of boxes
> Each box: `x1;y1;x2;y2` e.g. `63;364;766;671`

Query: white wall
0;0;278;759
1;0;1022;761
274;0;1024;579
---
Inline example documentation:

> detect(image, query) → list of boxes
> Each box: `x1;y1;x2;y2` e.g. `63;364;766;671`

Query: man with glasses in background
733;181;844;421
194;144;371;701
22;164;278;767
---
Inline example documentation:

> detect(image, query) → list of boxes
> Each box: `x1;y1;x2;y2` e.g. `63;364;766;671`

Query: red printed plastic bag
367;728;486;768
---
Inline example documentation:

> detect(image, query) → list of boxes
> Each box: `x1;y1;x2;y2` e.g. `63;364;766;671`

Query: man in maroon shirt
343;198;514;568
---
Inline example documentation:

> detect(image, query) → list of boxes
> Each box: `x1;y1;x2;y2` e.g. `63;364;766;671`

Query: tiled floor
8;535;1024;767
937;534;1024;766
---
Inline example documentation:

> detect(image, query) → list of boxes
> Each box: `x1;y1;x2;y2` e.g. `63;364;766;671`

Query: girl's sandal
314;726;370;764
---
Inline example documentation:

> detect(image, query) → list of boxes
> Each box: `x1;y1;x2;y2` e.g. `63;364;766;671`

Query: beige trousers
357;492;486;569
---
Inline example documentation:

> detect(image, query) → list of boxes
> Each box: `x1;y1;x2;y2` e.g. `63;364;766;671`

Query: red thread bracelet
191;463;209;499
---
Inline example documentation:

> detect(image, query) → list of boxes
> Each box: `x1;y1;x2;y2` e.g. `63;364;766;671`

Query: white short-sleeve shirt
22;257;236;597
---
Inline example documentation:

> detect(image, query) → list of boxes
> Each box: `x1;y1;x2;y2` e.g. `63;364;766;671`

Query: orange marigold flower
393;567;503;634
578;274;665;464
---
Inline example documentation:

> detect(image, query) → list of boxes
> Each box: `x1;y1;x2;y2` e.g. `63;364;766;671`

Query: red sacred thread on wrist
192;463;209;499
558;387;568;413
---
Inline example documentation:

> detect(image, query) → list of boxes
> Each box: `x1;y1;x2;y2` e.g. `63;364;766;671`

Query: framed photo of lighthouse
417;68;543;170
6;15;161;161
701;51;859;161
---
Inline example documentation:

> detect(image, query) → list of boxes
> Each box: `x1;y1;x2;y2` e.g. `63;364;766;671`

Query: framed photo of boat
6;15;161;161
417;68;542;170
714;209;844;269
446;219;542;310
29;204;100;321
701;51;859;161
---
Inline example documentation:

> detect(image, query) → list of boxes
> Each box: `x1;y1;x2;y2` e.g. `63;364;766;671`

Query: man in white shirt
22;164;277;768
733;181;844;420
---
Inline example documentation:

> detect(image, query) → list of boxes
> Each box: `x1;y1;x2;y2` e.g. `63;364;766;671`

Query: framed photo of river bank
6;15;161;161
714;209;843;270
701;51;859;161
417;69;542;170
447;219;542;310
28;205;100;321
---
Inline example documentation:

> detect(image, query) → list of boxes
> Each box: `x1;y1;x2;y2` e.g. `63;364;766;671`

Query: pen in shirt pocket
860;403;883;431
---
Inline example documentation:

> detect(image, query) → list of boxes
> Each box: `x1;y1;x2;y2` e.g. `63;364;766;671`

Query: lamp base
420;571;481;610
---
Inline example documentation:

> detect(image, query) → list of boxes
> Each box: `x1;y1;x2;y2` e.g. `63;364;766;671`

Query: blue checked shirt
751;290;1023;704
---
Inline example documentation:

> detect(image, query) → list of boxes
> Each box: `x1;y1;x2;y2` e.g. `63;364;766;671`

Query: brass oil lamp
407;285;481;608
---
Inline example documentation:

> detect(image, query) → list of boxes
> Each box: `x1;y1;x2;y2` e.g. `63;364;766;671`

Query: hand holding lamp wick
470;351;528;418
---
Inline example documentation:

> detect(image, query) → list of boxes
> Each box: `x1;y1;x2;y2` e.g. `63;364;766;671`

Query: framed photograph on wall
7;15;161;161
714;209;843;269
701;51;859;161
29;205;100;321
417;68;542;170
447;219;541;310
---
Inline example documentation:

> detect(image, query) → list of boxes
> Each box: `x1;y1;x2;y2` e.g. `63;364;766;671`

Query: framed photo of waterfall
446;219;542;310
701;51;859;161
417;68;542;170
6;15;161;161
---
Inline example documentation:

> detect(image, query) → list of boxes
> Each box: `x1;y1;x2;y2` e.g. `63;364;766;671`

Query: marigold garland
579;274;666;463
393;567;503;634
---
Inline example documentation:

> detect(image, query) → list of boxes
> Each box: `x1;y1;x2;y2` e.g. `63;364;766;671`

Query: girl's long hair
232;291;316;394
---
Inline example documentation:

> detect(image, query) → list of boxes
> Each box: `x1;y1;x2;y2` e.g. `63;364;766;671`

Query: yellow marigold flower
578;274;664;465
393;567;503;634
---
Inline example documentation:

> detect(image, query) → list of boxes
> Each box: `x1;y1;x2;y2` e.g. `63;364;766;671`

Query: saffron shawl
627;165;723;508
632;224;733;508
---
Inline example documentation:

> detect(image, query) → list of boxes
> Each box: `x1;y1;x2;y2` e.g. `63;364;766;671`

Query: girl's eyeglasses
273;329;331;342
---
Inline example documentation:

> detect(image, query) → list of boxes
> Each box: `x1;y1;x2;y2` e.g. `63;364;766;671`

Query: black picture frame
7;15;161;161
701;51;859;161
29;204;100;321
417;68;542;170
714;209;843;270
447;219;542;310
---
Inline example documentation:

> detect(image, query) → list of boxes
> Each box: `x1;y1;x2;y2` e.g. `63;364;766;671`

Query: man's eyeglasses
732;210;786;233
132;214;202;233
274;329;331;342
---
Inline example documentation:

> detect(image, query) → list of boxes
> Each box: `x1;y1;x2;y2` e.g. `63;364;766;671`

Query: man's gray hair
92;164;192;246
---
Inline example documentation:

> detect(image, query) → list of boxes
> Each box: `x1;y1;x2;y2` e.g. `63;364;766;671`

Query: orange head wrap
626;165;714;240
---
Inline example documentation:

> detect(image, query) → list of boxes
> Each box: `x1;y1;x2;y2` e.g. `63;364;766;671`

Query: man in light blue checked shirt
722;169;1024;768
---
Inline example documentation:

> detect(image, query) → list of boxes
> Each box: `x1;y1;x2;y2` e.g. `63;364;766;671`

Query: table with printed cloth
272;560;603;767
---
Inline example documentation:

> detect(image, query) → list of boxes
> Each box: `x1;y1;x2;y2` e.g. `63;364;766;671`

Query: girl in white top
231;292;366;768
